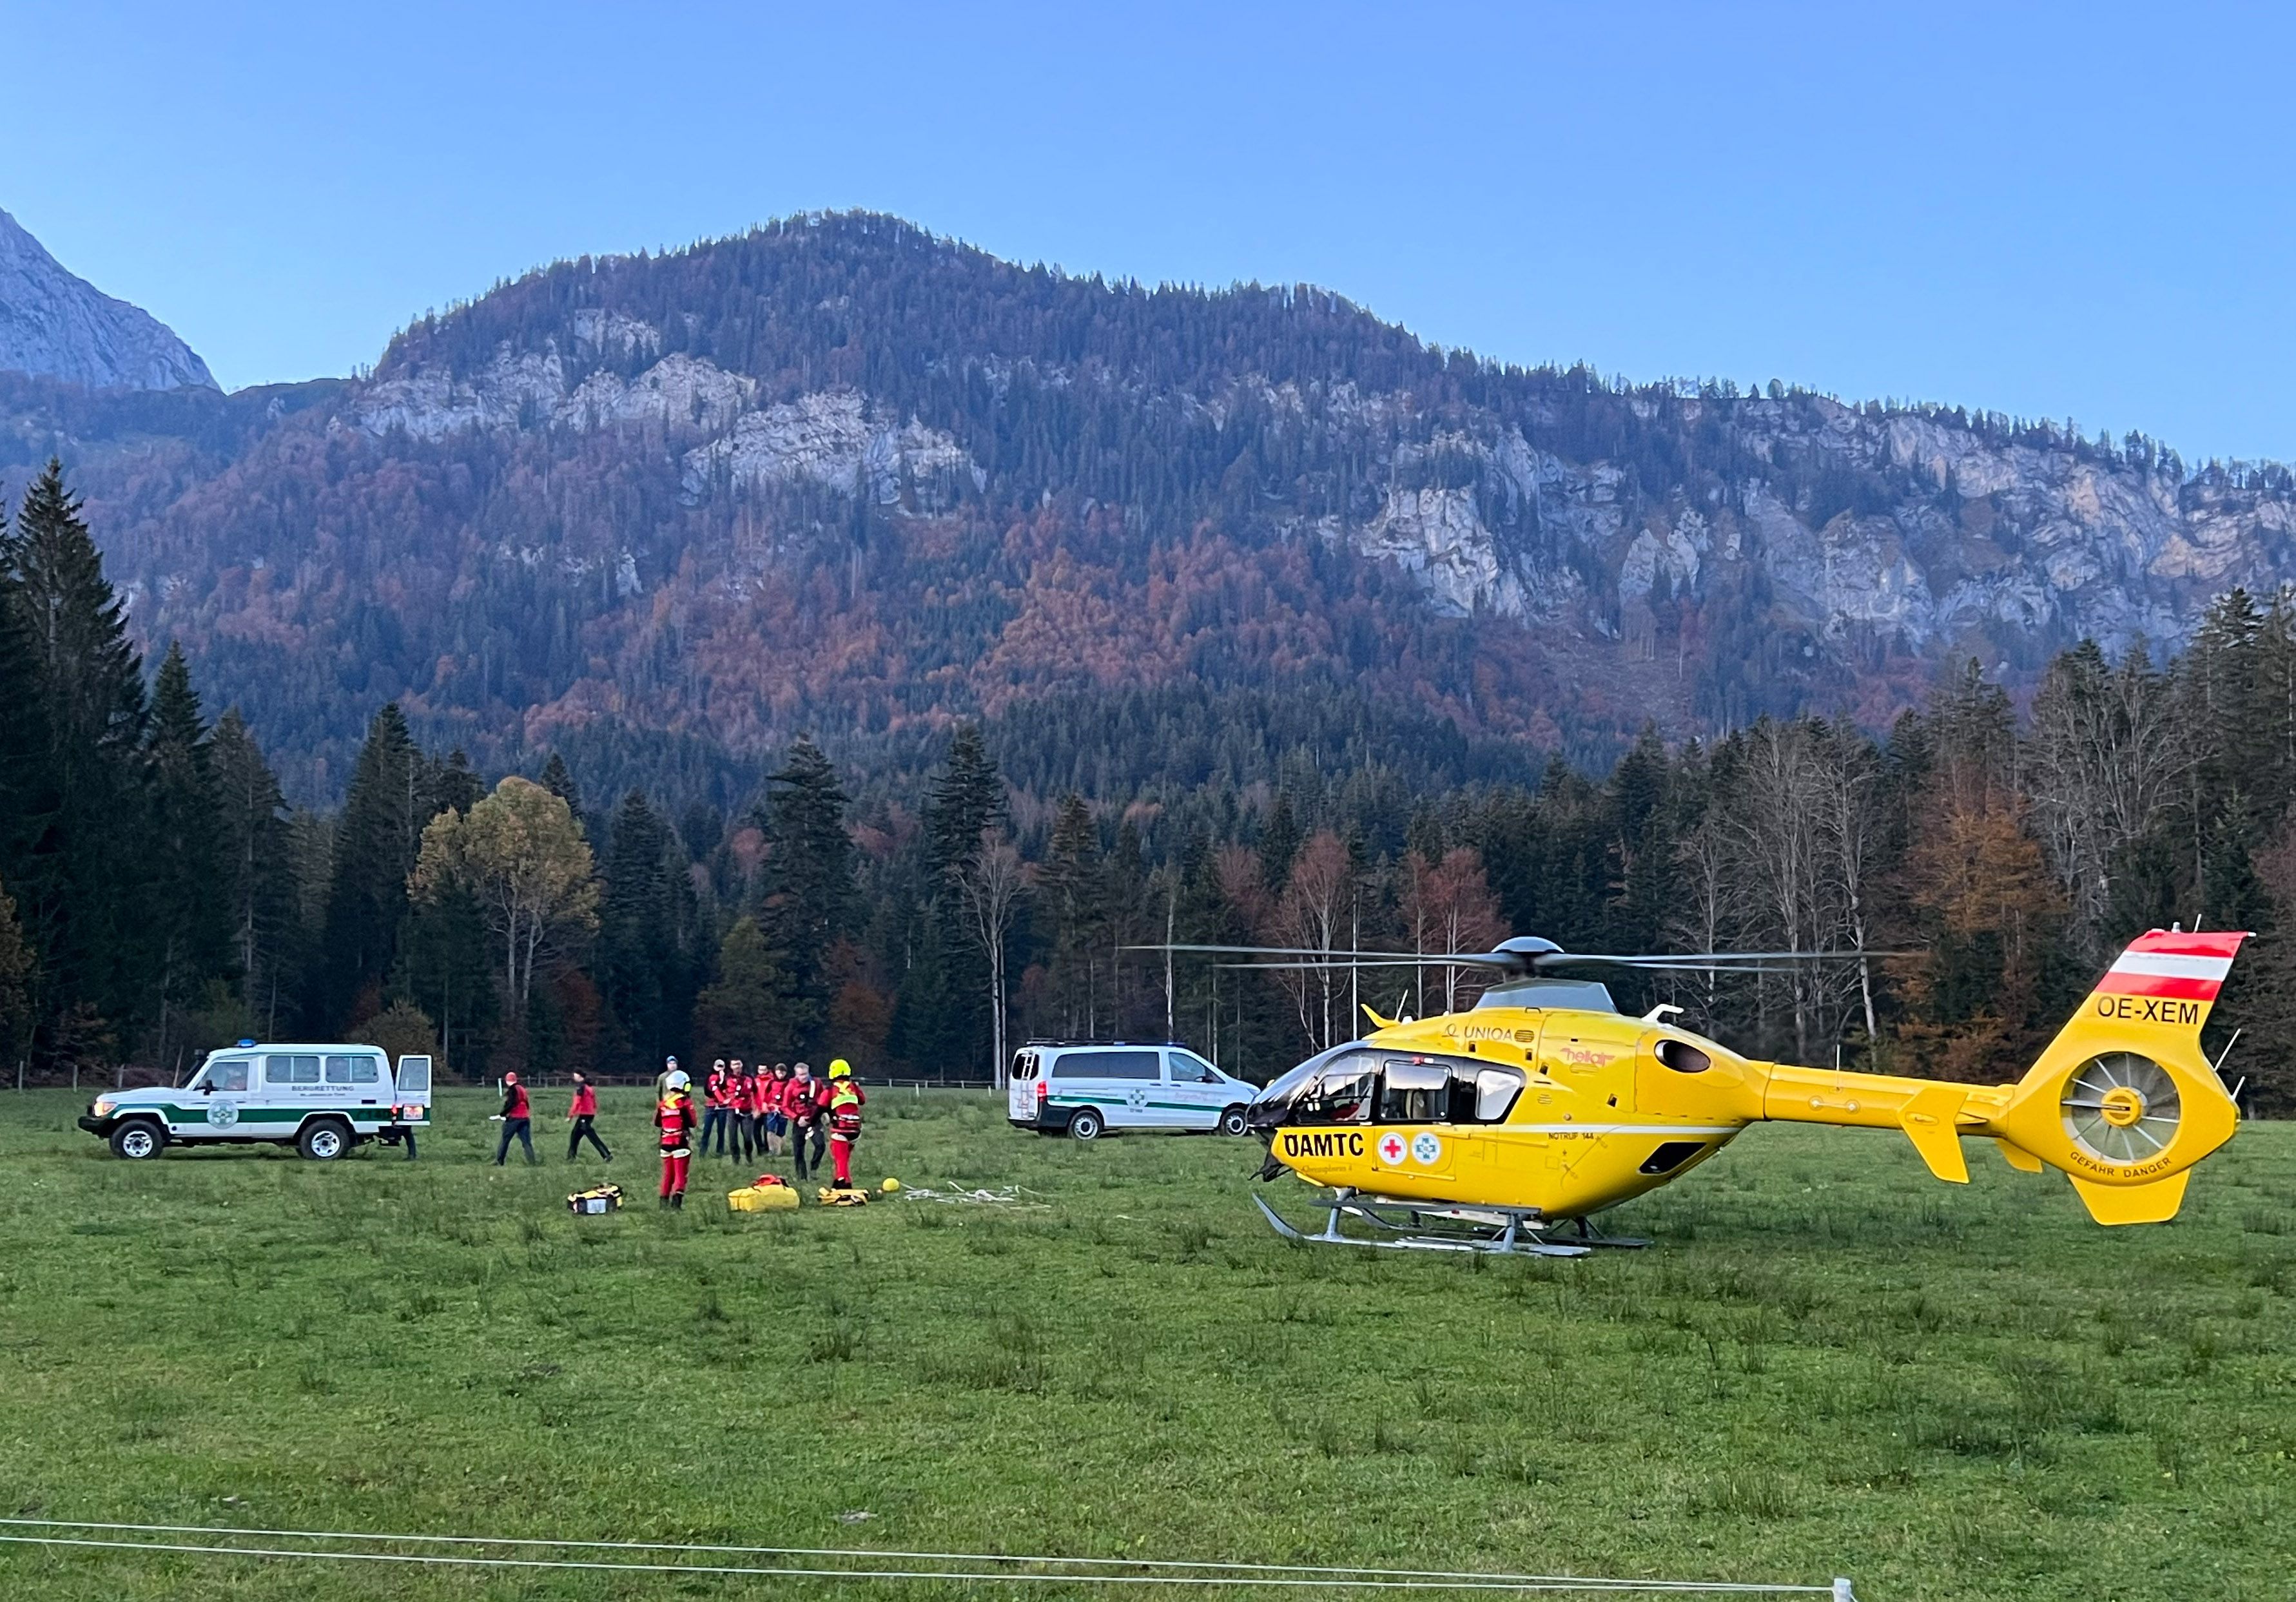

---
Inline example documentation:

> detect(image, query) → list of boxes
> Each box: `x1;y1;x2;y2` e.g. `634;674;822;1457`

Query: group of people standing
477;1059;869;1210
694;1059;835;1176
650;1056;866;1208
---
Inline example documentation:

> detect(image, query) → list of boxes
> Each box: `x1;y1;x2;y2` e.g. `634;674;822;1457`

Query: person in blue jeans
493;1072;537;1165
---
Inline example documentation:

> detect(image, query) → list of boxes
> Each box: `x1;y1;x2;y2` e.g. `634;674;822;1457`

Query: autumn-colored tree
410;776;599;1027
1396;847;1506;1017
1894;790;2063;1082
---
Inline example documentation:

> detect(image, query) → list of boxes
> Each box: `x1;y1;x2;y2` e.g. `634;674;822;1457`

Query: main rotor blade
1537;949;1911;969
1215;956;1491;970
1130;942;1404;960
1135;943;1522;967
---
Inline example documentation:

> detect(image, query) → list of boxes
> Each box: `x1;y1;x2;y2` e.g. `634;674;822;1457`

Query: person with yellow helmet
655;1068;699;1210
826;1059;866;1188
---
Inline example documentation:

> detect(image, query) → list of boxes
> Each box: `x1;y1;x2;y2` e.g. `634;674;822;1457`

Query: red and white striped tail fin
2087;929;2247;1030
1995;928;2252;1226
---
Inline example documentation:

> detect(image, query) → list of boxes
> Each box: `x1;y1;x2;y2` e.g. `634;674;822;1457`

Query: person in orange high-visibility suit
826;1059;866;1187
656;1069;699;1209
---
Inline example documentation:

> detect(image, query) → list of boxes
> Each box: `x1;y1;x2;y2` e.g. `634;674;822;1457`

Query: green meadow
0;1088;2290;1601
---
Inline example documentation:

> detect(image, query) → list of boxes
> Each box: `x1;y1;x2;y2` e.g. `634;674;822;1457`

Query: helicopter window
1292;1055;1377;1124
1470;1066;1526;1122
1378;1061;1450;1123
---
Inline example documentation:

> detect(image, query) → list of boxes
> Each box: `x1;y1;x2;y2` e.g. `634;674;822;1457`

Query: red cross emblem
1378;1133;1406;1164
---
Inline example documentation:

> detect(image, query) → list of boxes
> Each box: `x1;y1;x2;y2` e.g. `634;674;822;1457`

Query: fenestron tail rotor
2062;1052;2183;1164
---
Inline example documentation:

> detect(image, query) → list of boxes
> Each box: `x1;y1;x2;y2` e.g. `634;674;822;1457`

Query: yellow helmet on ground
828;1059;852;1079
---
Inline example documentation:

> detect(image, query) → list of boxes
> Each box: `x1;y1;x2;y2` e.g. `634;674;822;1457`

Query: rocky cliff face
9;213;2296;795
0;209;217;392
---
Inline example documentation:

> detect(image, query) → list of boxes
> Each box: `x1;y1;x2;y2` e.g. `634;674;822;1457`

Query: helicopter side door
1366;1056;1530;1187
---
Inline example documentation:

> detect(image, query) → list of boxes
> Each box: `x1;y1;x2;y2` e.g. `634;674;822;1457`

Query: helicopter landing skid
1254;1192;1642;1258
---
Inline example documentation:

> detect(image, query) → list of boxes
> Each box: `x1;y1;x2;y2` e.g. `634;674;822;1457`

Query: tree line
5;459;2294;1110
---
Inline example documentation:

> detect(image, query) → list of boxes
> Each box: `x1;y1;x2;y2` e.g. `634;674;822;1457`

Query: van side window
325;1055;380;1085
205;1059;249;1093
1055;1050;1160;1081
266;1054;320;1085
1010;1054;1038;1083
1169;1051;1221;1084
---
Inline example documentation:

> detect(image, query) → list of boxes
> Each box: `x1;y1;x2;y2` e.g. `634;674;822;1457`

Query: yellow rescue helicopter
1167;931;2248;1257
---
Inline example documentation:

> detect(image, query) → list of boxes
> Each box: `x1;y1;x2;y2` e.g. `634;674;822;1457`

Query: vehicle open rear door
394;1054;433;1132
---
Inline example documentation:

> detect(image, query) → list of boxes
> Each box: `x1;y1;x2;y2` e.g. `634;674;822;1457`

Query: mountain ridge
7;212;2296;801
0;209;218;392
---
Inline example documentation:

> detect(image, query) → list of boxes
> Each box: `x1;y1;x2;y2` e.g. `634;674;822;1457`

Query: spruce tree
597;790;678;1071
211;709;301;1034
0;538;53;903
924;726;1005;882
315;704;420;1030
2;459;148;1059
144;642;232;1070
1039;795;1104;1036
759;737;854;1053
540;751;586;840
918;726;1006;1064
692;916;797;1061
0;876;31;1071
1258;790;1301;887
429;748;483;815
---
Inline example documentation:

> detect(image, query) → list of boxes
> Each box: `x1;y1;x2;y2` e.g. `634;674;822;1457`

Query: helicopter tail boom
1756;930;2248;1224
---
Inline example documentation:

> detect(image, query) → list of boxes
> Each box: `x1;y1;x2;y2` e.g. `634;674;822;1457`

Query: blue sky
14;1;2295;462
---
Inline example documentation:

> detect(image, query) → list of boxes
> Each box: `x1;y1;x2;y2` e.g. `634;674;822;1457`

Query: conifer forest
6;454;2296;1112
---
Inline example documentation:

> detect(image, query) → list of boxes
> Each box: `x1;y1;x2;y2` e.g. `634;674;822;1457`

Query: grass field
0;1086;2291;1601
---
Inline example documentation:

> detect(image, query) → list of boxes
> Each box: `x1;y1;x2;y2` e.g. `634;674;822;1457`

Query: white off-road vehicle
77;1043;433;1161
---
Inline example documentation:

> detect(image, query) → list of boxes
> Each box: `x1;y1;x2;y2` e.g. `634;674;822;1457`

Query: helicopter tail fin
1989;930;2248;1225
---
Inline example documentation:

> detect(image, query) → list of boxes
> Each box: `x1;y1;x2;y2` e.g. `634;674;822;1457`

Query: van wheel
1067;1109;1104;1142
110;1119;167;1161
1218;1105;1249;1136
297;1119;351;1161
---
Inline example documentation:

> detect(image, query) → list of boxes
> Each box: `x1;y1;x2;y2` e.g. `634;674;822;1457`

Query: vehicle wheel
297;1119;351;1161
1067;1108;1104;1142
110;1119;167;1161
1218;1105;1249;1137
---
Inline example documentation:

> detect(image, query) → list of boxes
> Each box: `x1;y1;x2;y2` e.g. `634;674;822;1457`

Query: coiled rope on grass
0;1518;1853;1596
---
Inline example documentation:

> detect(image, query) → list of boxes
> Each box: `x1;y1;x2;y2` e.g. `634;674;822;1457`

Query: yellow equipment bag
815;1186;872;1207
567;1184;623;1215
728;1184;800;1213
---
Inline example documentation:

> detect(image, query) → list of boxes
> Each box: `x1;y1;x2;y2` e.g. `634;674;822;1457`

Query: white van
1007;1041;1256;1140
77;1043;433;1161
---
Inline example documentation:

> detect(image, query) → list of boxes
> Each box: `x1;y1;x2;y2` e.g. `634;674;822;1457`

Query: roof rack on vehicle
1020;1039;1190;1048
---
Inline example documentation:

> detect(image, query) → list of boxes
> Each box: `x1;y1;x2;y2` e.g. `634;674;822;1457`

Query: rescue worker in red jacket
492;1072;537;1166
766;1060;794;1147
730;1059;759;1163
785;1061;826;1181
657;1069;699;1208
566;1071;612;1163
699;1059;732;1158
826;1059;866;1187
